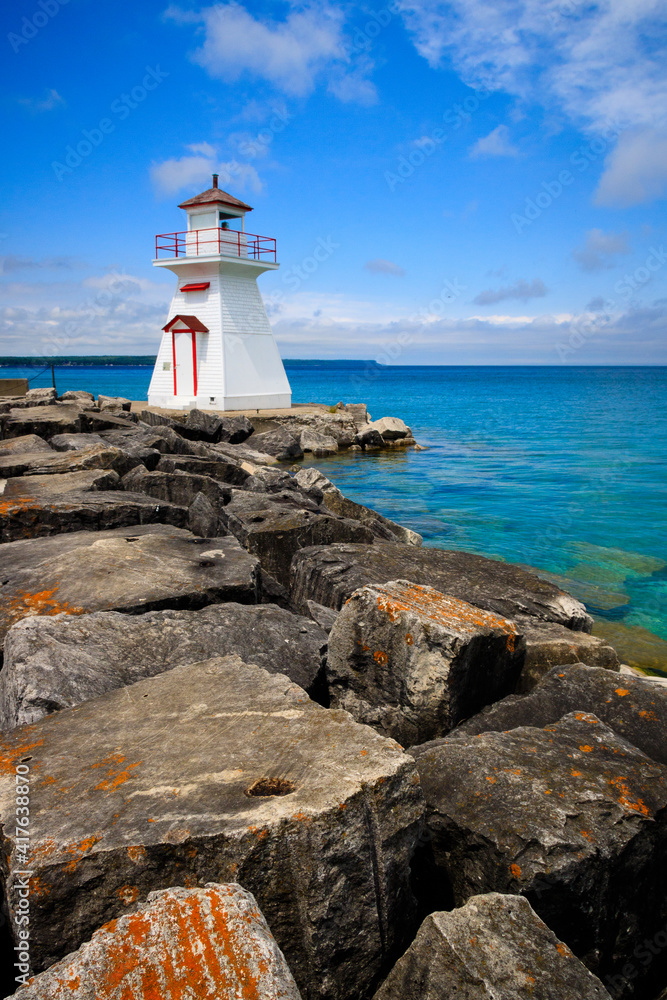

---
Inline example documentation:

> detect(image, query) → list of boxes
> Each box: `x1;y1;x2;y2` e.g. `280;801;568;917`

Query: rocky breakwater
0;389;664;1000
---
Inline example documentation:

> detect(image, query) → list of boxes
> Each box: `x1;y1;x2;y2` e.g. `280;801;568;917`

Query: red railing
155;227;277;262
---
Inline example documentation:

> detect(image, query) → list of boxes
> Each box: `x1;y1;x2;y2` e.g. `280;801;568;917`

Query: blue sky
2;0;667;363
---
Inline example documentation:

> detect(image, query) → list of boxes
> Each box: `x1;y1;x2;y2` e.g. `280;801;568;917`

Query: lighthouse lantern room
148;175;291;411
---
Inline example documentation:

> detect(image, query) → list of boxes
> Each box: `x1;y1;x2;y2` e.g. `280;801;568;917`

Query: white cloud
469;124;518;158
150;145;262;197
396;0;667;203
595;127;667;206
572;228;630;271
364;259;406;277
473;278;549;305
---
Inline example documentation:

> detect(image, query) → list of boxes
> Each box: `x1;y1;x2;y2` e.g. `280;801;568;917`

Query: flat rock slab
410;713;667;998
122;466;233;510
517;616;620;691
327;581;524;746
9;883;301;999
222;491;375;588
2;405;86;438
0;469;120;497
0;435;52;455
0;443;126;479
290;543;592;631
157;453;249;486
0;526;259;647
1;602;328;729
49;432;107;451
455;663;667;765
0;655;423;1000
373;893;612;1000
0;489;187;543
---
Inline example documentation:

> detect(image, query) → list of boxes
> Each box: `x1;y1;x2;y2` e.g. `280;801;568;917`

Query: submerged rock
455;662;667;765
0;602;327;729
409;713;667;998
7;883;302;1000
373;893;612;1000
0;525;259;646
327;580;524;746
290;543;592;631
0;655;423;1000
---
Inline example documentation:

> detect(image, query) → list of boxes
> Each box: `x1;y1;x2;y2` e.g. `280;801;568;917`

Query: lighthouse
147;175;291;411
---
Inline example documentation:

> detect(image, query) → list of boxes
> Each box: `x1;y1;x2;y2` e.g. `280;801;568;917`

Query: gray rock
0;602;327;729
137;408;177;428
157;453;249;486
82;410;139;433
251;426;304;462
290;543;592;631
187;491;221;537
373;893;612;1000
516;616;620;691
294;469;422;546
59;390;95;403
343;402;369;427
221;489;375;588
2;404;85;438
0;487;187;543
409;713;667;998
355;426;384;449
98;394;131;411
306;600;338;633
0;655;423;1000
102;424;194;455
0;526;259;646
202;438;281;469
121;466;233;509
176;408;225;442
0;443;126;479
300;428;339;456
455;662;667;764
0;469;120;497
245;466;301;494
327;580;524;746
218;413;255;443
0;434;52;455
8;883;302;1000
367;416;410;441
48;432;107;451
25;387;57;404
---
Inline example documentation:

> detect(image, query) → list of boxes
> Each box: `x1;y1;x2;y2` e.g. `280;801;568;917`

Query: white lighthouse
147;175;291;411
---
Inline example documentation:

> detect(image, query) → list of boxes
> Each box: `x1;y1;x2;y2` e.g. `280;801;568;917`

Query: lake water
3;361;666;672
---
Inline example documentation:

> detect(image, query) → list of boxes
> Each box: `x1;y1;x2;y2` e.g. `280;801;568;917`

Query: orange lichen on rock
127;845;147;863
116;885;140;906
0;736;44;776
3;585;86;633
373;650;388;665
91;752;143;791
374;583;518;640
510;863;522;879
609;777;650;817
615;688;630;697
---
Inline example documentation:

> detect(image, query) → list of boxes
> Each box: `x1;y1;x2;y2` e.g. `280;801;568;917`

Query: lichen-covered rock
0;655;423;1000
0;488;187;543
0;525;259;646
7;883;302;1000
0;602;327;729
251;427;304;461
221;490;375;588
157;453;249;486
455;663;667;765
409;713;667;998
327;581;524;746
290;543;592;631
0;435;53;455
373;893;612;1000
294;469;422;546
516;616;620;691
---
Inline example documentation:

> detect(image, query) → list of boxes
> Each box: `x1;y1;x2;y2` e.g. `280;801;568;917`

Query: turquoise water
3;362;666;670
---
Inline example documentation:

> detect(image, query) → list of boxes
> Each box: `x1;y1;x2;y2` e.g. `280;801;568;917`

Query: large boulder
373;893;612;1000
174;408;225;442
59;390;95;404
97;394;131;411
0;488;187;543
367;416;410;441
409;713;667;998
1;602;328;729
294;468;422;546
290;543;593;631
300;428;339;456
221;489;375;588
0;443;128;479
8;883;302;1000
0;434;52;455
517;616;620;690
455;663;667;765
354;426;384;449
0;469;120;497
0;655;423;1000
1;405;85;438
219;413;254;443
157;453;249;486
327;581;524;746
0;526;259;646
122;465;233;510
251;426;304;462
101;424;196;456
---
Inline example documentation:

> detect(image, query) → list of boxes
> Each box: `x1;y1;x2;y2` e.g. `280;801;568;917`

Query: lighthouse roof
178;185;253;213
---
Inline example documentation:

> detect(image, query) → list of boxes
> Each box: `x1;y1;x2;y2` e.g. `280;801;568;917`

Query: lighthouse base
146;391;292;412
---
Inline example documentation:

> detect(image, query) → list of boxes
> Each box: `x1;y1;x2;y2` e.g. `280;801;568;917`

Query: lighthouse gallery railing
155;228;277;262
